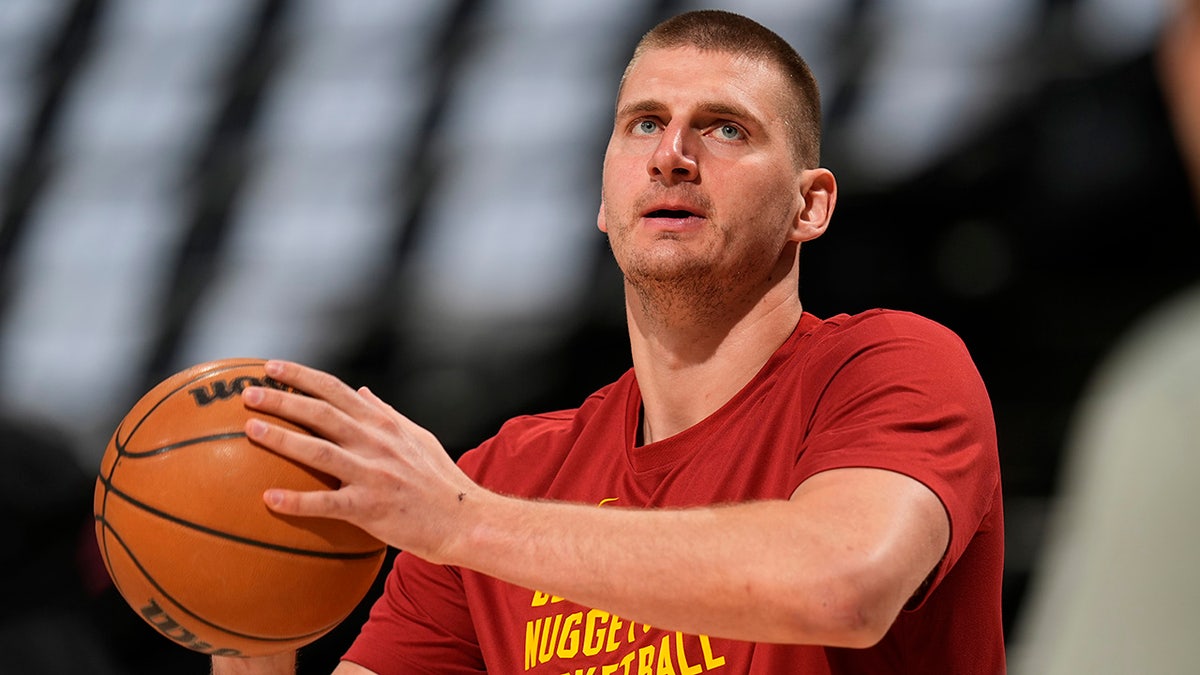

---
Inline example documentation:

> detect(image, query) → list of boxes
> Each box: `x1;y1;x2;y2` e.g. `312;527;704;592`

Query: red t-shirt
343;310;1006;674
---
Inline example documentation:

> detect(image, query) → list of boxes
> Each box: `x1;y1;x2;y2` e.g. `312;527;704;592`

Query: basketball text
140;598;242;656
188;374;292;407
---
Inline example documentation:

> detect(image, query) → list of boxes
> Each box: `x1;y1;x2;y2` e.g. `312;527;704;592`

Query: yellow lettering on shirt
533;591;566;607
675;632;702;675
606;616;625;653
557;611;583;659
539;614;564;664
526;618;541;670
582;610;609;657
698;635;725;668
637;644;657;675
526;591;727;672
656;635;677;675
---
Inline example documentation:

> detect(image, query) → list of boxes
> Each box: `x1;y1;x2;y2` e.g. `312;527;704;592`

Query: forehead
617;46;786;119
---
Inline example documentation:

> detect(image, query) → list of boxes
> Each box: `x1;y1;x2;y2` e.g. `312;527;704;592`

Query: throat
637;407;653;447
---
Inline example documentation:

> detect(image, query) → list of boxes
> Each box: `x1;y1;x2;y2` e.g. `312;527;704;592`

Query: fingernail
264;489;283;508
246;419;268;438
243;387;263;404
264;360;284;376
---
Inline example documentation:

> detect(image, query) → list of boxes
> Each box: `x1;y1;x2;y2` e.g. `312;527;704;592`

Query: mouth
645;208;701;219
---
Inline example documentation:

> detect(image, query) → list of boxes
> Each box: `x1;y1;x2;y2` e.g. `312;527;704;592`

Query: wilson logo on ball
187;375;294;407
140;599;241;656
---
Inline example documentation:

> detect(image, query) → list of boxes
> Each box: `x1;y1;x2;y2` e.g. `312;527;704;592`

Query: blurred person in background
1010;0;1200;672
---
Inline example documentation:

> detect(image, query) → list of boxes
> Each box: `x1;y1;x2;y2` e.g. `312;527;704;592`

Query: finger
358;385;384;406
357;386;425;437
243;382;365;447
358;385;400;416
245;417;358;480
262;484;348;520
264;359;378;420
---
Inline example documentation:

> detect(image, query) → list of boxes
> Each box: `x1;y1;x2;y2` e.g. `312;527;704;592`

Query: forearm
212;652;296;675
454;494;831;642
444;470;941;647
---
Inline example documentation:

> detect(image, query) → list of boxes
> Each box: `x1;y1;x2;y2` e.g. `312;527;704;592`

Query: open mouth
646;209;699;219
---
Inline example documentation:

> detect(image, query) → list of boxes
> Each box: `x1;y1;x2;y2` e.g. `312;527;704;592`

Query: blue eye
716;124;743;140
633;119;659;135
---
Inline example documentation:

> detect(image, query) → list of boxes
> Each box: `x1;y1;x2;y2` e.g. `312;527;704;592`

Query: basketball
93;358;387;657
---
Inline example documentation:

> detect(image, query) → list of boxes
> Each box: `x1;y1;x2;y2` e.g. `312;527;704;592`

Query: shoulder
797;309;975;371
813;308;965;344
799;308;995;421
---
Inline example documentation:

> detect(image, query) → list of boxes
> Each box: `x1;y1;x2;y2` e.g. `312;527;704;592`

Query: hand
240;360;483;563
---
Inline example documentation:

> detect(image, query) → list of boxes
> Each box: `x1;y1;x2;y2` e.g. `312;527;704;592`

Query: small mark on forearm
458;492;466;502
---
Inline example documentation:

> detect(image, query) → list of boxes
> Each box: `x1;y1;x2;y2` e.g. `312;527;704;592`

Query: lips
645;208;700;219
635;192;711;229
638;201;708;234
641;198;707;218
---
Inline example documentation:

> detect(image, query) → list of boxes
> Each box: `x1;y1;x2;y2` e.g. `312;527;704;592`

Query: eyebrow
616;98;761;126
615;99;666;120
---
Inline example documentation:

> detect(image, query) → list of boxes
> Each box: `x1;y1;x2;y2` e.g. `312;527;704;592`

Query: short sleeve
341;552;486;675
794;311;1001;599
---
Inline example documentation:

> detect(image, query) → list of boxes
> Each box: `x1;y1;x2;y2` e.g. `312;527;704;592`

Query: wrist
436;486;510;568
212;651;296;675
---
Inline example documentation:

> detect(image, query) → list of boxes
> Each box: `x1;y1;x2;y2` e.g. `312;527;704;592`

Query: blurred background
1;0;1196;672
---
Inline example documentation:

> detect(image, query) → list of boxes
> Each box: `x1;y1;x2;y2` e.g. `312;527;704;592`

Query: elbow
814;586;898;648
826;597;896;649
779;573;904;648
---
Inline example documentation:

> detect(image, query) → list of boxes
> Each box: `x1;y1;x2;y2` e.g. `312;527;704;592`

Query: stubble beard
615;227;783;331
626;251;727;327
603;188;795;330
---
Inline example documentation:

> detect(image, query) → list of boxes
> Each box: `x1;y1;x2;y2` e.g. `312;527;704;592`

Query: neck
627;273;803;445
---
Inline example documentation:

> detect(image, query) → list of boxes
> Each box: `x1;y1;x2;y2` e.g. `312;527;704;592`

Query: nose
647;124;698;185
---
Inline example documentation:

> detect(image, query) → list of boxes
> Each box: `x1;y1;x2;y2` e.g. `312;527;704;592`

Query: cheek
740;172;801;223
598;178;637;234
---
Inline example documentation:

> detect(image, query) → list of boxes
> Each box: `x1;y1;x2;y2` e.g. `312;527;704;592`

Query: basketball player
215;10;1005;674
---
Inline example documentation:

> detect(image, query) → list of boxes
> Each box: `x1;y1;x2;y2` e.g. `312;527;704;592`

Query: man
216;10;1004;674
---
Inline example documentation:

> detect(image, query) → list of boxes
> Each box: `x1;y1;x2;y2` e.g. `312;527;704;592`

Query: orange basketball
93;358;387;657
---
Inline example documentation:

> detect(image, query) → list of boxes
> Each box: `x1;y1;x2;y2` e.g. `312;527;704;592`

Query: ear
790;168;837;243
597;200;609;233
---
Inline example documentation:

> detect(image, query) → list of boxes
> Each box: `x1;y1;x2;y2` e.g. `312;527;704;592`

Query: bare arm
242;360;949;648
211;652;295;675
452;466;947;646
